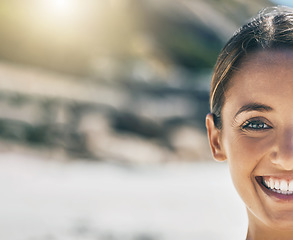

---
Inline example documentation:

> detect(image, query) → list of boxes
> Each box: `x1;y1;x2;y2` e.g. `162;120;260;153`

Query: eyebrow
234;102;273;119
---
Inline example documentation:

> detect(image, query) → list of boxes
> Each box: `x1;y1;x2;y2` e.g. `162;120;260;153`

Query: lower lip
256;177;293;201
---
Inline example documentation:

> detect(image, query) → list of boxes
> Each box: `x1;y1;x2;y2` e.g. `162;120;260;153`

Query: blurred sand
0;153;247;240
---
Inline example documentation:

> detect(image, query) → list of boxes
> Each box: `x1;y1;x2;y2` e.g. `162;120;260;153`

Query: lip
256;176;293;201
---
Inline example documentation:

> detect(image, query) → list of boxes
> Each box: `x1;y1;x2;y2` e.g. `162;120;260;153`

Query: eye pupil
246;121;269;130
252;123;263;128
242;119;272;131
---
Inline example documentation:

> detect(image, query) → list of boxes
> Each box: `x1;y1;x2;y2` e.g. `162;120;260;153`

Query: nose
271;129;293;170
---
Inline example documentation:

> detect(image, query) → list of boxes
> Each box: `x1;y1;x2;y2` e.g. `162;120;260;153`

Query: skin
206;49;293;240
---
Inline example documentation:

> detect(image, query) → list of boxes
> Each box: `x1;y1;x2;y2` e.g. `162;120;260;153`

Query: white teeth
289;180;293;191
269;178;275;189
265;179;270;188
274;181;280;190
262;177;293;195
280;180;288;191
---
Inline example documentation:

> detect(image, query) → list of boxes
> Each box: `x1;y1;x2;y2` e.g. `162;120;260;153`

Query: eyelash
241;119;272;131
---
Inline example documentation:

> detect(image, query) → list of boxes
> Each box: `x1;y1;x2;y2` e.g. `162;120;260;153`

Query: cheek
224;133;274;194
226;134;270;166
224;129;274;163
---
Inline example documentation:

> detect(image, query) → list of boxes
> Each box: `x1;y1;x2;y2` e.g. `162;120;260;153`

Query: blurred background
0;0;287;239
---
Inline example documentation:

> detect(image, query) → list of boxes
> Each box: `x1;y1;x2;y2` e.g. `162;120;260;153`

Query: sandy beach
0;153;247;240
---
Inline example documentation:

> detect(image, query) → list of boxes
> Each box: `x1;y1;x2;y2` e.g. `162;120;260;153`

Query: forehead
225;49;293;105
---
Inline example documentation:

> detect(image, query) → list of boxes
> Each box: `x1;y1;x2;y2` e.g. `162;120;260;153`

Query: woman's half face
207;49;293;231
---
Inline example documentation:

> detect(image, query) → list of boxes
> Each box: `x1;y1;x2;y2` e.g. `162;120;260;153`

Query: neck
246;229;293;240
246;213;293;240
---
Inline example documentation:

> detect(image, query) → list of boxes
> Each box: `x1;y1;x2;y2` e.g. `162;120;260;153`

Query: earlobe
205;113;227;162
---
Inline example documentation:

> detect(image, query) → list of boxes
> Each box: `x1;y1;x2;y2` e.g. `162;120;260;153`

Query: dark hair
210;6;293;129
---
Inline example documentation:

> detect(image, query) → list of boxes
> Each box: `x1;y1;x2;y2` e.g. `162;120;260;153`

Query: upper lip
257;174;293;180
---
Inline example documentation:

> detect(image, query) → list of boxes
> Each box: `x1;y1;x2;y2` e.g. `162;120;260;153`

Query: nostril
270;150;293;170
271;159;293;170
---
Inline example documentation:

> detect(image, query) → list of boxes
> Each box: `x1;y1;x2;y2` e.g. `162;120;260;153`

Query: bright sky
271;0;293;7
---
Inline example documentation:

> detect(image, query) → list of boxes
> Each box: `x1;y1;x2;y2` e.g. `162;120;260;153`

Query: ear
205;113;227;162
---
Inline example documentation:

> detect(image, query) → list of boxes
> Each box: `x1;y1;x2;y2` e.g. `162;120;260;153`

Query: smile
256;176;293;200
262;177;293;194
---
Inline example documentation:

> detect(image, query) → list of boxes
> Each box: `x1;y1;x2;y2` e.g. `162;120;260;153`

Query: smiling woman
206;6;293;240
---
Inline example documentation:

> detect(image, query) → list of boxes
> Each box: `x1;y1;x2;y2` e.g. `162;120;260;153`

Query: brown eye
242;120;272;131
